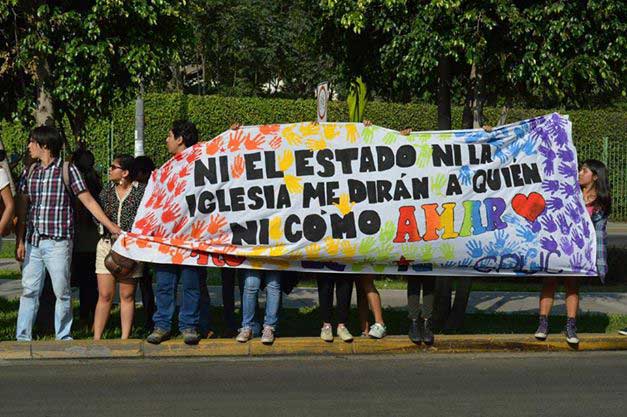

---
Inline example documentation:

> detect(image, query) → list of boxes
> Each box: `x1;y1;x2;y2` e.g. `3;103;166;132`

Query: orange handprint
171;215;188;233
178;164;190;178
145;190;158;208
244;132;265;150
161;203;182;224
230;155;245;178
167;176;178;192
136;238;152;249
153;225;168;238
174;180;186;197
228;129;245;152
186;145;202;163
260;124;280;135
171;247;188;264
206;136;223;155
150;170;158;182
135;213;157;235
153;189;167;209
209;232;230;246
160;163;173;183
158;243;171;254
269;136;282;149
190;219;207;239
207;214;227;234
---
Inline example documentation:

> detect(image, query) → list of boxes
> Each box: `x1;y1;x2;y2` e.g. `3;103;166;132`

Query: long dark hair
582;159;612;216
71;143;102;197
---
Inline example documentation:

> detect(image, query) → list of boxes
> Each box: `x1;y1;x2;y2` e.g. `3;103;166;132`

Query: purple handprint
542;180;560;194
541;214;558;233
557;213;572;235
560;183;577;198
569;253;585;273
546;197;564;211
538;144;556;161
540;236;559;253
558;148;575;162
530;220;542;233
560;237;574;256
584;243;593;261
572;230;585;249
566;203;581;223
558;162;577;180
582;218;590;238
543;159;555;176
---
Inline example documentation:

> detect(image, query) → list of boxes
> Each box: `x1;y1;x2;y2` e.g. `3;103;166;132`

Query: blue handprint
459;165;473;186
494;230;507;249
503;213;520;225
522;137;536;155
516;224;537;243
466;239;483;258
458;258;473;268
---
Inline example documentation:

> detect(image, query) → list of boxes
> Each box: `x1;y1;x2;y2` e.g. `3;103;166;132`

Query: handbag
104;249;138;280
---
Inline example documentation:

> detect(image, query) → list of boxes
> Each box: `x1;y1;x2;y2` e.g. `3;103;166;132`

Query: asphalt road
1;352;625;417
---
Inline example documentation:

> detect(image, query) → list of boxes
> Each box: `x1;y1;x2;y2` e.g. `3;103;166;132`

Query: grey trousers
407;276;435;320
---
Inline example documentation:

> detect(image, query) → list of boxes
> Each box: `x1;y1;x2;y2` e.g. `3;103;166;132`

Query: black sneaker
182;328;200;345
146;328;171;345
408;319;422;343
422;318;434;345
534;315;549;340
564;318;579;344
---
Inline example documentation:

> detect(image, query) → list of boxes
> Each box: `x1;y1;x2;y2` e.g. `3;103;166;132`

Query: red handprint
206;136;223;155
260;124;279;135
269;136;282;149
145;189;158;208
171;247;188;264
230;155;245;178
158;243;171;254
171;215;188;232
153;225;169;238
135;213;157;235
161;203;182;223
190;220;207;239
153;190;168;209
186;145;202;163
207;214;228;235
160;163;173;183
228;129;245;152
151;170;158;182
120;235;135;249
178;164;190;178
174;180;186;197
167;175;178;192
244;132;265;150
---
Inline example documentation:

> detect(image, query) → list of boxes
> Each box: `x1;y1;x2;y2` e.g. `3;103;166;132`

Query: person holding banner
235;269;282;344
93;154;146;339
317;273;354;342
0;150;15;245
535;159;611;344
146;120;206;345
356;276;387;338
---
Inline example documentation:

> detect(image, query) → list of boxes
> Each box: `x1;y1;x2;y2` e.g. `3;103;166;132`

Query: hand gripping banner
112;113;597;277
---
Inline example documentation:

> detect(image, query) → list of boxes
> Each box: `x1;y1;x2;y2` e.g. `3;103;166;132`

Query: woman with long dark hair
534;159;611;344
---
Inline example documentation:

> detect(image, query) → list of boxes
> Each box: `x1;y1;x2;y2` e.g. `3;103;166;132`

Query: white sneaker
368;323;387;339
260;325;275;344
618;328;627;336
337;325;353;342
320;324;333;342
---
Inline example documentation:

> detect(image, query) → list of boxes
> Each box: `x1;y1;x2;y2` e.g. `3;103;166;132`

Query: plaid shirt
591;210;608;282
20;158;87;247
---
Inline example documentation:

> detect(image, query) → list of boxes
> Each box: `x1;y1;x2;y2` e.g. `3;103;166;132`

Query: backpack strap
62;161;72;195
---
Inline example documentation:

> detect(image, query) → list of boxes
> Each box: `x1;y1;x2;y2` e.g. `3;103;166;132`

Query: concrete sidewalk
2;278;626;316
1;334;626;360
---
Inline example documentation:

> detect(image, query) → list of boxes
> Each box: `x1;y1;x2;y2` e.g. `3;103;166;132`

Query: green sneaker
337;325;353;342
320;324;333;342
146;328;171;345
368;323;387;339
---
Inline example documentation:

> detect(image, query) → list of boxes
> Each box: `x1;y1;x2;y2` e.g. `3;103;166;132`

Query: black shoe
422;318;434;345
408;319;422;343
146;328;171;345
182;328;200;345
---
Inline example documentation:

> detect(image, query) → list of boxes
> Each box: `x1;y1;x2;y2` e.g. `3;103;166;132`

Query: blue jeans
16;240;73;341
199;277;212;336
153;264;205;332
241;269;281;329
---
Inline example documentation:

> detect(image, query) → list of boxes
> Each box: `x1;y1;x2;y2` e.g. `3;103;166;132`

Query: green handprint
351;263;366;272
417;244;433;262
415;143;432;168
376;241;394;262
438;132;453;141
430;173;447;197
362;126;374;144
372;264;386;273
382;132;398;145
417;133;430;143
439;243;455;261
401;243;419;260
405;133;417;143
379;221;396;242
359;237;377;256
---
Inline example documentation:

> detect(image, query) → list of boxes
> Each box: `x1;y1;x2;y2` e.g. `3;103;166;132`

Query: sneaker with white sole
619;328;627;336
534;315;549;340
337;325;353;342
320;324;333;342
261;325;275;344
368;323;387;339
236;327;253;343
564;318;579;344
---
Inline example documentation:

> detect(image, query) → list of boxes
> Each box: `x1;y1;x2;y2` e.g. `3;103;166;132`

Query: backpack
27;161;72;196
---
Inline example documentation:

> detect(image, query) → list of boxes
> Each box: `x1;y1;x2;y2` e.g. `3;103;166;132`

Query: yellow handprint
306;137;327;151
282;125;302;146
323;123;339;140
269;216;282;241
270;245;288;257
346;124;358;143
248;246;267;257
284;175;303;194
300;122;320;137
340;240;356;259
324;237;341;256
333;193;355;216
278;149;294;171
305;243;322;259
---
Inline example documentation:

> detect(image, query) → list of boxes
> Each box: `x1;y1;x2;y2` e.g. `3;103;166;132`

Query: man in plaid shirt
15;126;121;341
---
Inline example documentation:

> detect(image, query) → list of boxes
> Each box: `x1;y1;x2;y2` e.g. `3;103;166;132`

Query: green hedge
2;94;626;220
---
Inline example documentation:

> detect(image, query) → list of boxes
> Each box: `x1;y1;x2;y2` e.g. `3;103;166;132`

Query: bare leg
119;279;137;339
93;274;115;340
355;279;370;333
360;275;384;325
564;277;579;319
539;277;558;316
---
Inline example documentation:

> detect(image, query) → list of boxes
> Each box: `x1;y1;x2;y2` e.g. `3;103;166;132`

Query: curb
1;334;626;360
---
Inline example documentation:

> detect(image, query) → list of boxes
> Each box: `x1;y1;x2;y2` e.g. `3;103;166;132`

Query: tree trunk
472;63;485;129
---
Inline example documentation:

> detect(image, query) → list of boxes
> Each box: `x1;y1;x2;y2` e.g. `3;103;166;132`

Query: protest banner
112;113;597;277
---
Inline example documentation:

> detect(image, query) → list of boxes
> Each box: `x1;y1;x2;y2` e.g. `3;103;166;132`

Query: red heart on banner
511;192;546;222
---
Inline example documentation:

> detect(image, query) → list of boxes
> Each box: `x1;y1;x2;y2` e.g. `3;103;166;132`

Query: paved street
1;352;625;417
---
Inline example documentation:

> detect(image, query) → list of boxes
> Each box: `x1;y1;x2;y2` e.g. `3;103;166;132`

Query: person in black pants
407;276;435;345
221;268;243;337
317;273;354;342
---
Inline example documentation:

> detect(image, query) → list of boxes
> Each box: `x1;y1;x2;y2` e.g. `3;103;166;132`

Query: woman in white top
0;154;15;247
